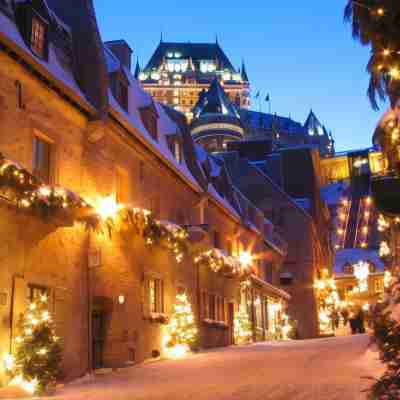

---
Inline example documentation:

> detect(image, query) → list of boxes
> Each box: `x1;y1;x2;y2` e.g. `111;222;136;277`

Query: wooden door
92;311;104;369
227;302;235;345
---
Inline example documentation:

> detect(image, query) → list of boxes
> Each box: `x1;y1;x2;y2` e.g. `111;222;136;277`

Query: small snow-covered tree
165;292;197;356
5;295;62;394
234;305;252;344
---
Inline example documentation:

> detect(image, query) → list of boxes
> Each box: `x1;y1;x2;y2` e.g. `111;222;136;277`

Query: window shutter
159;279;164;314
142;277;150;318
53;288;67;348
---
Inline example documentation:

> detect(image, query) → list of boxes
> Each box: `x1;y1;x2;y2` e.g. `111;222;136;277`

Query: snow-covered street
50;335;382;400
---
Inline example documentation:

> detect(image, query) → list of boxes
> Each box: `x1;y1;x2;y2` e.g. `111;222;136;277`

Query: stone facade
0;0;289;386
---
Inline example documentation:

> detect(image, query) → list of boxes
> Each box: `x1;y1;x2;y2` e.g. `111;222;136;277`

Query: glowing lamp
239;251;253;267
2;353;15;371
97;196;120;221
118;295;125;305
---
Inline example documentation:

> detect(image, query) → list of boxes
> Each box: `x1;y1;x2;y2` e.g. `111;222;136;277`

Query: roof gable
144;41;237;72
193;78;240;119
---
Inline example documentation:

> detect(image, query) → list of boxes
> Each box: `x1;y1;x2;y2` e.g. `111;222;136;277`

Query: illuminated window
375;279;383;293
255;295;263;328
149;278;164;313
33;134;52;183
28;284;49;302
116;166;130;204
31;16;47;58
208;293;216;320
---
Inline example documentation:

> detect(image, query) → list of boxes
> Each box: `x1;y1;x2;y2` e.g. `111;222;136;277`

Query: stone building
220;147;334;339
0;0;290;386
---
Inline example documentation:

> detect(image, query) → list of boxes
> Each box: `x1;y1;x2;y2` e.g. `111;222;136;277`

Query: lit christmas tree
4;295;62;395
234;305;252;344
164;292;197;358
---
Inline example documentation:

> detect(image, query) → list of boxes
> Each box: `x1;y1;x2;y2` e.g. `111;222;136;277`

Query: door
92;311;105;369
227;303;235;345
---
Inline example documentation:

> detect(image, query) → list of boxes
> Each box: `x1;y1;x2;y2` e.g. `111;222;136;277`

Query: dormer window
139;102;159;141
110;71;129;111
167;135;182;163
31;15;47;58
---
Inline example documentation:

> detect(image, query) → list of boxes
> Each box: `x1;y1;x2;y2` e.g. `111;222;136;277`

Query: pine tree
234;305;252;344
7;295;62;395
165;292;197;356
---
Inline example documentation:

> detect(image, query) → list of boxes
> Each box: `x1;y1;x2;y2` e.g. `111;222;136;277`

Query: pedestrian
331;309;340;330
349;309;357;335
341;308;349;326
356;308;366;334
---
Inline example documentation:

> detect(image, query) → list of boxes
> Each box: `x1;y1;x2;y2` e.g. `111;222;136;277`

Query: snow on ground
39;335;383;400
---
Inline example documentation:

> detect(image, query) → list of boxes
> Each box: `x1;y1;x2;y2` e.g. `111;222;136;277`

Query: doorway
227;302;235;345
92;310;105;369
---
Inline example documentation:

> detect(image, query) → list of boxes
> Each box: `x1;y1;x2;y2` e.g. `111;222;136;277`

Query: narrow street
51;335;382;400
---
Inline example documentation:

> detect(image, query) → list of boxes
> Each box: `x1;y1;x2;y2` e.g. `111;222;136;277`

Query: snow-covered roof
334;248;384;275
0;11;92;110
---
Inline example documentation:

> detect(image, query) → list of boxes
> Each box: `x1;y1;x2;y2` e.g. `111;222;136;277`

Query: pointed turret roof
134;58;141;79
193;78;240;119
304;109;325;136
241;60;249;82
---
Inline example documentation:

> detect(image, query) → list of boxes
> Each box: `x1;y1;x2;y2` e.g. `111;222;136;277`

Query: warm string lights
358;196;373;249
164;292;197;358
353;261;370;292
91;197;189;263
233;304;252;344
2;295;62;395
314;268;340;334
194;249;254;279
335;197;350;250
0;154;89;218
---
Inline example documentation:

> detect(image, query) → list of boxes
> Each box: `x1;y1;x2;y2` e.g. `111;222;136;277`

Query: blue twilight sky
94;0;384;152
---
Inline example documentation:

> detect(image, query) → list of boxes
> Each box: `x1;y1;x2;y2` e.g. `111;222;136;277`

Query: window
201;291;209;319
139;160;145;183
227;240;233;256
116;167;130;204
113;78;128;111
213;231;221;249
31;16;47;58
375;279;384;294
139;105;159;141
149;278;164;314
254;295;263;328
28;284;49;302
33;134;52;183
280;272;293;286
167;136;182;163
208;293;216;320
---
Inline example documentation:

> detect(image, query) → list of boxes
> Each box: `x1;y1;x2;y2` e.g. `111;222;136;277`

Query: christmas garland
80;207;189;263
0;152;90;220
194;248;253;279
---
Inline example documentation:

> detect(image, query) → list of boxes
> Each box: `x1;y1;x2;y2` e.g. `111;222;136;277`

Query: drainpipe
86;232;93;375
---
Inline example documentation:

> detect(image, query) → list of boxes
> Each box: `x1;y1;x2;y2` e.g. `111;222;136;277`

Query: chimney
105;40;133;71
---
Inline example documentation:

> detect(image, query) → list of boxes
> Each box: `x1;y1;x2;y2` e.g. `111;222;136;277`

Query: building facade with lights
0;0;291;387
138;40;250;120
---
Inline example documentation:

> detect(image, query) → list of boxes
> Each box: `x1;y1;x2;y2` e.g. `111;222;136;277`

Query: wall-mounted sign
88;249;101;269
0;291;8;306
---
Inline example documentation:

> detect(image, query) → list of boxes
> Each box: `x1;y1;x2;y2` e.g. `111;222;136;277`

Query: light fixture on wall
118;295;125;305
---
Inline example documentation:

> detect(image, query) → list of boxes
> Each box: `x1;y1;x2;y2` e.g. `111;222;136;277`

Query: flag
254;91;260;99
265;94;270;102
